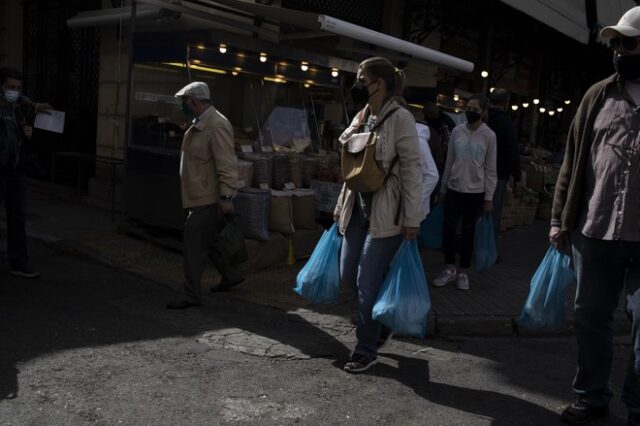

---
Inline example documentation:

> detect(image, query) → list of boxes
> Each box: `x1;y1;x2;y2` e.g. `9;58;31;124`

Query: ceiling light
232;71;238;76
511;105;518;111
219;44;227;54
557;107;563;112
549;110;555;116
304;83;310;88
301;61;309;72
481;70;489;78
196;44;205;50
539;107;546;113
564;100;571;105
490;87;495;93
331;68;339;78
259;53;267;63
533;98;540;105
522;102;530;108
453;94;460;101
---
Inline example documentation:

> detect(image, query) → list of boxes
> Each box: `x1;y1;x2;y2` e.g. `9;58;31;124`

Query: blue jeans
340;205;404;359
572;233;640;411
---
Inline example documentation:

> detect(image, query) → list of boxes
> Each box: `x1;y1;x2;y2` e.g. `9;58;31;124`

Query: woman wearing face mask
433;94;497;291
333;57;423;373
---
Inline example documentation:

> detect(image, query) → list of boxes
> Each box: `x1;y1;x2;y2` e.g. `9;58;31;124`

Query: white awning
138;0;474;73
500;0;590;44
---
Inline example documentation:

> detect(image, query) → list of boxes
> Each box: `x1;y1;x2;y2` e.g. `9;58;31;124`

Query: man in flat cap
167;81;244;309
550;6;640;425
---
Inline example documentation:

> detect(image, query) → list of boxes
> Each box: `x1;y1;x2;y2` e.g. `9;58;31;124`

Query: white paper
34;110;65;134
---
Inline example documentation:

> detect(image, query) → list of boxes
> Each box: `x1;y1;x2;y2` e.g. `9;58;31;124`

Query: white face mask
4;90;20;103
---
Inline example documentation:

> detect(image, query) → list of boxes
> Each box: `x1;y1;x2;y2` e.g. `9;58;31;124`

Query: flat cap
175;81;211;100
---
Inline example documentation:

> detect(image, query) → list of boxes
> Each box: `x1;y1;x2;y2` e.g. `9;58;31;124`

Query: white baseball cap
175;81;210;100
601;6;640;39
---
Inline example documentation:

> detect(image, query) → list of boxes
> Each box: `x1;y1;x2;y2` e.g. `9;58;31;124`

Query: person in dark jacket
550;7;640;425
0;67;47;278
487;88;521;253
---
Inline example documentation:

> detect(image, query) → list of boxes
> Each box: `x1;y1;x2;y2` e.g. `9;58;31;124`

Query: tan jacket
180;106;238;208
334;100;424;238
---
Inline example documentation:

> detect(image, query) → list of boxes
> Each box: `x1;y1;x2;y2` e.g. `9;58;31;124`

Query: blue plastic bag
372;240;432;337
294;223;342;304
517;246;575;330
473;215;497;272
420;203;444;250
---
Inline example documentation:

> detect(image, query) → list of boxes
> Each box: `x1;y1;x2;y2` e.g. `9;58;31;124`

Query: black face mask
465;111;481;124
613;54;640;81
350;81;378;105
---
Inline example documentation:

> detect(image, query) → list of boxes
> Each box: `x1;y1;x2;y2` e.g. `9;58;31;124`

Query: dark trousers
0;172;28;269
183;204;244;302
492;180;508;242
572;233;640;411
443;189;484;269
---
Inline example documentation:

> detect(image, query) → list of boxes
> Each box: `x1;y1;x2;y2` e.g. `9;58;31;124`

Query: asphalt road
0;242;631;425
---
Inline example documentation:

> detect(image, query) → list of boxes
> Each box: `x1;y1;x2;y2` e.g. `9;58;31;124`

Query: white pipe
318;15;474;73
67;6;168;28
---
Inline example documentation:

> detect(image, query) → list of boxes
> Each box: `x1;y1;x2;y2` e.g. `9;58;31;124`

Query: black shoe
377;327;395;351
343;353;377;373
10;264;40;278
629;412;640;426
561;399;609;425
166;298;203;309
210;278;245;293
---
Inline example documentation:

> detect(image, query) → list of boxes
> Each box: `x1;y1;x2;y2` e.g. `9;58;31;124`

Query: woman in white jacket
334;57;423;373
434;94;497;291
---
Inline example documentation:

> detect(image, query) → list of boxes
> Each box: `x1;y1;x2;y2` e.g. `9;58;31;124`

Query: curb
10;226;633;339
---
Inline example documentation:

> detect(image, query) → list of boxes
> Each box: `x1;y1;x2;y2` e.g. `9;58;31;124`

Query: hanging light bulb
557;107;563;112
453;94;460;102
259;53;267;63
331;68;339;78
522;102;530;108
511;105;519;111
490;87;495;93
539;107;546;113
481;70;489;78
300;61;309;72
219;44;227;54
304;83;310;88
533;98;540;105
564;99;571;105
549;110;556;116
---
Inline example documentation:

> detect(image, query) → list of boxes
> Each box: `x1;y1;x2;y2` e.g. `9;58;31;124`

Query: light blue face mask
4;90;20;103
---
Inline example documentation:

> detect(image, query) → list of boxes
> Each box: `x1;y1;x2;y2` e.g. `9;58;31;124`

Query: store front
125;30;352;229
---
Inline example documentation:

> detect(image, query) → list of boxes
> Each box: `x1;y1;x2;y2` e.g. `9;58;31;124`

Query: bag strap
355;106;400;133
370;107;400;133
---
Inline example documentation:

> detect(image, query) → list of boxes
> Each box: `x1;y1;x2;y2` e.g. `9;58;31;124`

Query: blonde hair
359;57;406;98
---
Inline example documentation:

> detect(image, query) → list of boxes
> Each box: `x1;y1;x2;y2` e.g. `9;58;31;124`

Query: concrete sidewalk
0;180;629;337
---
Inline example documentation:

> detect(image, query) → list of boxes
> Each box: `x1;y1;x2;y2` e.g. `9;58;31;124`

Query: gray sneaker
456;273;470;291
433;267;457;287
10;263;40;279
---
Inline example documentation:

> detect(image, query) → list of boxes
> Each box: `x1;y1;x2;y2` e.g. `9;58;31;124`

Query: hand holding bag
217;215;248;264
372;240;432;337
473;215;497;272
517;245;575;330
293;223;342;304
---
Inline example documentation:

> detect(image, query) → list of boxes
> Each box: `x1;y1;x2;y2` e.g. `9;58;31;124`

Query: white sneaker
456;273;470;291
433;268;457;287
